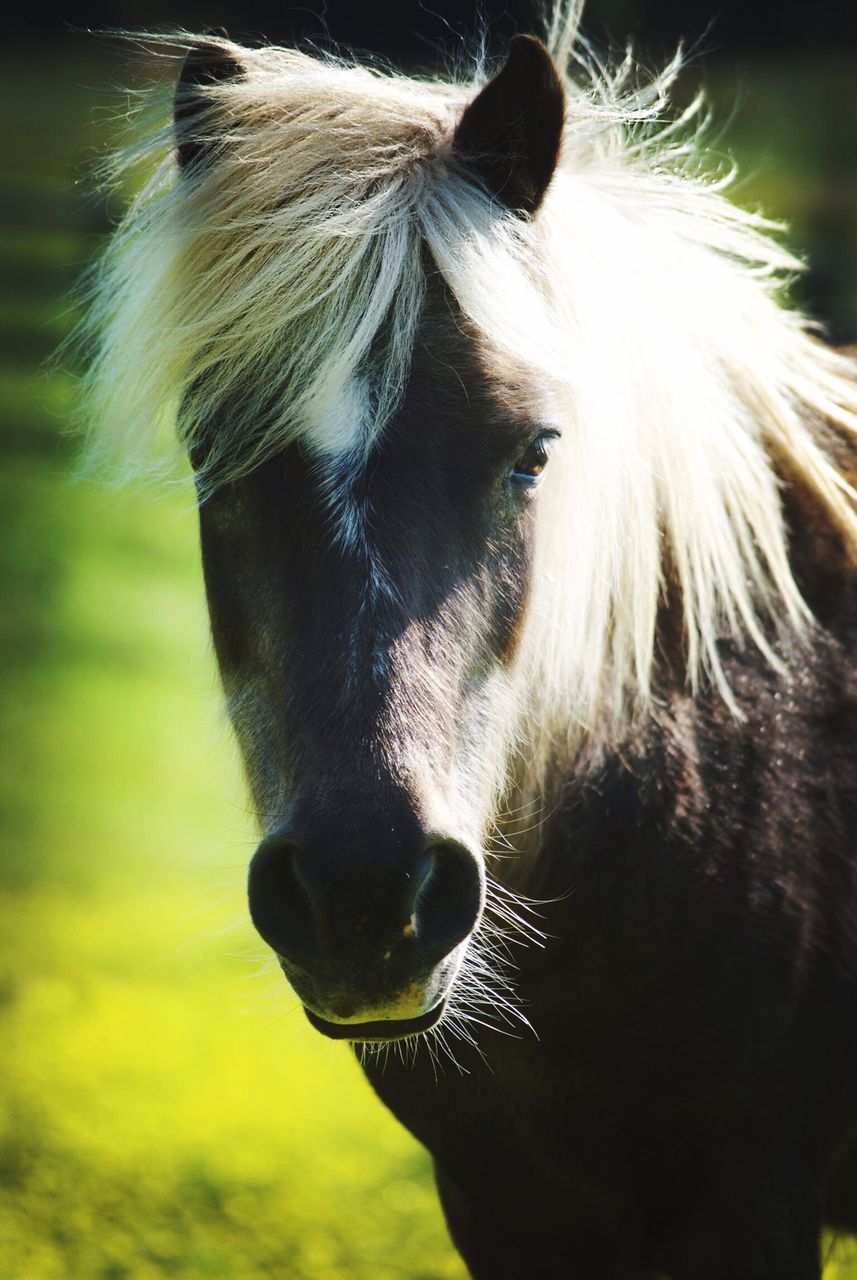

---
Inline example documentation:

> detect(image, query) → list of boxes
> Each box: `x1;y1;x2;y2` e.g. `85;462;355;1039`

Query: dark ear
452;34;565;216
174;32;243;170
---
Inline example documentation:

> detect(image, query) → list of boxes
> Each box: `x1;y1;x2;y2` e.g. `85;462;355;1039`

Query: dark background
13;0;857;56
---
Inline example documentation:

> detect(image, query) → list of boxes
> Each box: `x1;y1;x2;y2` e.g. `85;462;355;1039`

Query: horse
77;3;857;1275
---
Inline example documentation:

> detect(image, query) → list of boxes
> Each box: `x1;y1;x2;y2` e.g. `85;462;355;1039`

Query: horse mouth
303;1000;446;1042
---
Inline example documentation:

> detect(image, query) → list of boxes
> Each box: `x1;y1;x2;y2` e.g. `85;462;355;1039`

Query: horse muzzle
248;821;483;1037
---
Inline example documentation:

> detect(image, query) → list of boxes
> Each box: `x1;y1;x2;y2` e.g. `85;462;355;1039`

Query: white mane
77;1;857;733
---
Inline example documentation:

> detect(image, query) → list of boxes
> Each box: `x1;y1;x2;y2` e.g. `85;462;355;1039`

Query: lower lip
303;1000;447;1042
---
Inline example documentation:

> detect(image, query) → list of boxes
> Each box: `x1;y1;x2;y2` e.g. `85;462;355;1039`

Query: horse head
176;37;566;1041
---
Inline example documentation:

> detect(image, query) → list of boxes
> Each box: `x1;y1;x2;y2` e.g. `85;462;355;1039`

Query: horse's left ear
174;32;244;170
452;34;565;216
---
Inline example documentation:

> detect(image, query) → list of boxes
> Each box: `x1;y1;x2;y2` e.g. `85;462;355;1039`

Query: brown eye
510;433;558;485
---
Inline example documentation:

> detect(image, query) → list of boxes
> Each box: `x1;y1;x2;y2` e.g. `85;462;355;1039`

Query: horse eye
510;433;558;484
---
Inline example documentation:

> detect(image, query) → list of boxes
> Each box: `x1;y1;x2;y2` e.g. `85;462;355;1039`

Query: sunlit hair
76;0;857;738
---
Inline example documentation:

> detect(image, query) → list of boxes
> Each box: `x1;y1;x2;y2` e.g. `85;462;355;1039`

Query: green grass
1;36;856;1280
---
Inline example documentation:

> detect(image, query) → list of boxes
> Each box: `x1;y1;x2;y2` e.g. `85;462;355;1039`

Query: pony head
181;32;566;1042
77;9;857;1046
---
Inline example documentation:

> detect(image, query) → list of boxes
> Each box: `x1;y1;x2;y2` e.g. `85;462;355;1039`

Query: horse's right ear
452;35;565;216
174;33;243;171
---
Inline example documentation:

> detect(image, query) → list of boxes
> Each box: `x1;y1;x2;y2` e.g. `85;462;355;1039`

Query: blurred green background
1;6;856;1278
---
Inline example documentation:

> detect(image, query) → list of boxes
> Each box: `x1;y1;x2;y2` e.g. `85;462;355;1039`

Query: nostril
248;834;316;962
412;837;484;962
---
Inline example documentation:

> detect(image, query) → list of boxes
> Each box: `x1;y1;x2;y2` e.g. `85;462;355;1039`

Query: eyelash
509;432;560;485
